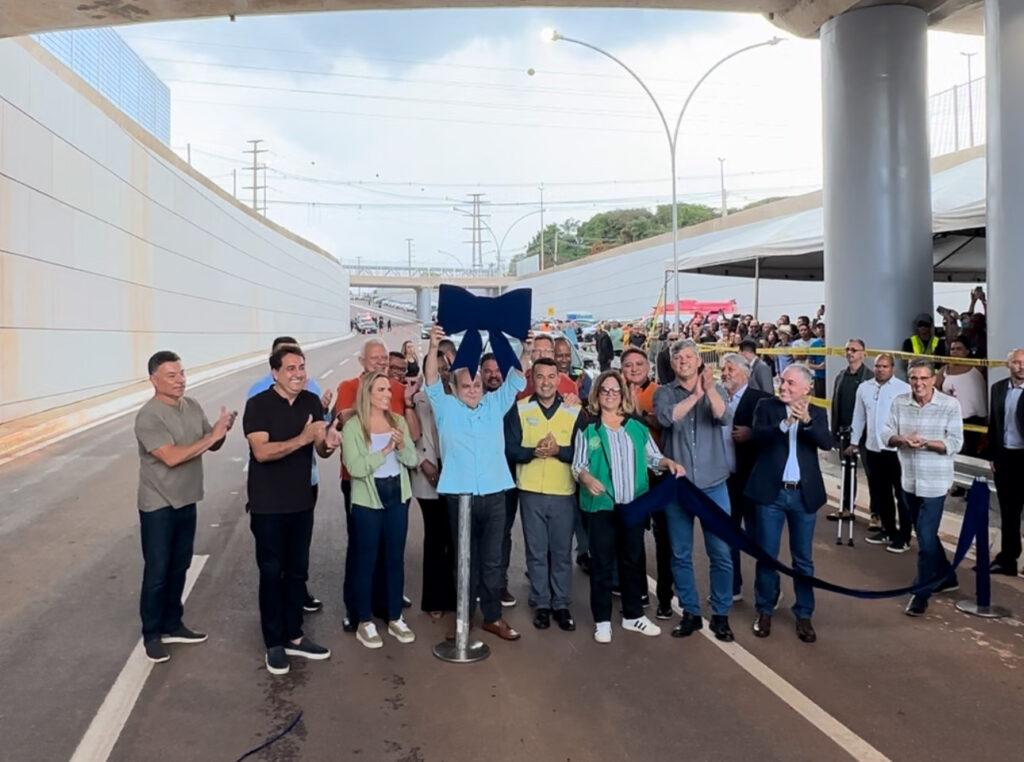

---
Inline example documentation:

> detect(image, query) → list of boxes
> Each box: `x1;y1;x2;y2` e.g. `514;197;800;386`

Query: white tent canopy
674;156;986;283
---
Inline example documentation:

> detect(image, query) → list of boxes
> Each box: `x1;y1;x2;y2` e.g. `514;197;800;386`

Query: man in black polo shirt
243;346;339;675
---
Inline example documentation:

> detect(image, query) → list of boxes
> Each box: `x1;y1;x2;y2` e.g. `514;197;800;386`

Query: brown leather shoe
482;619;521;641
795;618;817;643
752;612;772;638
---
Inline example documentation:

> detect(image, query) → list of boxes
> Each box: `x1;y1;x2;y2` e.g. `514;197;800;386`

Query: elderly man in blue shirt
424;324;528;642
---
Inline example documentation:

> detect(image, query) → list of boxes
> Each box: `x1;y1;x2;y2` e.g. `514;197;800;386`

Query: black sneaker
886;540;911;554
670;611;704;638
865;531;891;546
402;595;412;609
266;646;290;675
342;615;358;633
640;593;651;608
161;625;207;644
552;609;576;632
904;595;928;617
284;637;331;660
500;588;517;607
611;586;622;597
655;602;674;620
709;615;734;642
144;639;170;664
303;594;323;613
935;578;960;594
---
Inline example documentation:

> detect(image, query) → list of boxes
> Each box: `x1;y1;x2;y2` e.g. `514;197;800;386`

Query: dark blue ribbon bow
436;284;532;379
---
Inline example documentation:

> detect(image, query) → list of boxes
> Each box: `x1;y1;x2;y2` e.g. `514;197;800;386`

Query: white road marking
242;460;249;474
339;358;352;367
647;574;890;762
319;369;334;380
70;555;209;762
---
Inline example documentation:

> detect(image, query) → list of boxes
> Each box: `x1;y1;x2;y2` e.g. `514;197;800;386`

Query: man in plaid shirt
882;359;964;617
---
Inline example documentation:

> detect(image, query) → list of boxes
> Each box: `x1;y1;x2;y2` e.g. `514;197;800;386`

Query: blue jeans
754;487;817;619
351;476;409;622
906;493;956;600
665;481;734;617
139;504;196;642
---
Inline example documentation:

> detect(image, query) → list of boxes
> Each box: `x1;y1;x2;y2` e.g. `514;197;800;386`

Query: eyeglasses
844;347;862;353
598;387;622;396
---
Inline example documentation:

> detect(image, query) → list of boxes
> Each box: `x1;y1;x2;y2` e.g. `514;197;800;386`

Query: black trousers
862;448;911;544
139;504;195;642
250;509;314;649
994;449;1024;565
501;487;519;588
641;510;674;607
446;492;505;623
587;508;646;622
727;472;756;595
418;497;456;612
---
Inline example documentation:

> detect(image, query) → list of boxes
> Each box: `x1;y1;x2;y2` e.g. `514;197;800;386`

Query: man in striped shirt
881;359;963;617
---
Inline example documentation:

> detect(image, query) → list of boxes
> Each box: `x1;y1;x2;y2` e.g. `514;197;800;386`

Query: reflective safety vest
910;335;939;355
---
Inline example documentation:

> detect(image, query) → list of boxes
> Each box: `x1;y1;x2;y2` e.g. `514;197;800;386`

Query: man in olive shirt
135;350;236;664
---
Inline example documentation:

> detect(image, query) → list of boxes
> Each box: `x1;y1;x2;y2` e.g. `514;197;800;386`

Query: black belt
781;481;801;491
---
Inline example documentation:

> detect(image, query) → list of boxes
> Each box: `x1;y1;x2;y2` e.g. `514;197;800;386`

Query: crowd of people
130;289;1023;676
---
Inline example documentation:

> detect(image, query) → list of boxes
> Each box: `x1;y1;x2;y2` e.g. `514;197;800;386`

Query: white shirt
850;376;911;453
881;391;963;498
370;432;401;478
1005;383;1024;450
940;368;987;419
779;408;801;482
722;384;746;474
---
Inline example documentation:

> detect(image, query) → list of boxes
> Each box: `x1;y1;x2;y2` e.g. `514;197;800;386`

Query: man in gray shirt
654;339;735;642
135;350;235;664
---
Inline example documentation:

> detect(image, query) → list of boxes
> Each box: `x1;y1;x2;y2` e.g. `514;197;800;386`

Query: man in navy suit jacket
745;365;833;644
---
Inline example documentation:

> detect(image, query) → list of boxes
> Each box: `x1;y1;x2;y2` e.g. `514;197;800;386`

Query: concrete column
986;0;1024;368
415;287;433;323
821;6;932;373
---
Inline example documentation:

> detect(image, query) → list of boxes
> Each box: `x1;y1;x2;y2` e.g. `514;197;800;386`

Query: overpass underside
0;0;983;40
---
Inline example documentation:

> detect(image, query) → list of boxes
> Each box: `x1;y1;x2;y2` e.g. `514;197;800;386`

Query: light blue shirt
425;371;526;496
779;411;802;482
246;374;324;486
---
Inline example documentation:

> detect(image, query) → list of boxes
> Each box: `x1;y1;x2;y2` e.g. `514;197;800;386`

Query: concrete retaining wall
0;38;349;423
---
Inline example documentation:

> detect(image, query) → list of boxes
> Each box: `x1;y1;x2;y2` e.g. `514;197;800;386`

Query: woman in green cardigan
341;372;419;650
571;370;685;644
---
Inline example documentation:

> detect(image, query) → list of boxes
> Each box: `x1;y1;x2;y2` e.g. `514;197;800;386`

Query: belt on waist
781;481;801;490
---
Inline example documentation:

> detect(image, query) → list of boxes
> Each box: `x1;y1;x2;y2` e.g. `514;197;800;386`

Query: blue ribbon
620;476;989;599
436;284;532;379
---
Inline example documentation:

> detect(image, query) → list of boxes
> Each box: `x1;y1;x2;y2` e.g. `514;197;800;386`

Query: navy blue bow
436;284;532;379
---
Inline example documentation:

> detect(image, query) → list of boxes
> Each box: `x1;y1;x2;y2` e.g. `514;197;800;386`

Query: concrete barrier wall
0;38;349;424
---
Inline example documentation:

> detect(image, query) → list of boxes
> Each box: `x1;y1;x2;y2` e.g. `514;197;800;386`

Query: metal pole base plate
955;600;1012;619
432;640;491;663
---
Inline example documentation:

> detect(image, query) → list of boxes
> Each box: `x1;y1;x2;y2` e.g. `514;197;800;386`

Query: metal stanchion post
957;479;1012;619
434;493;491;663
836;429;855;546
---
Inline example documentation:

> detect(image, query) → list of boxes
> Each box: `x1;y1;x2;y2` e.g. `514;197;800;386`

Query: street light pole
542;29;780;328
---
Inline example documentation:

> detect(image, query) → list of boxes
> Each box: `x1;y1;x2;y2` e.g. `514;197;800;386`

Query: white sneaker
388;618;416;644
594;621;612;644
621;615;661;637
356;621;383;649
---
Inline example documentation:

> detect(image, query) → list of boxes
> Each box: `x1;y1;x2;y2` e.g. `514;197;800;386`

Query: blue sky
118;8;983;289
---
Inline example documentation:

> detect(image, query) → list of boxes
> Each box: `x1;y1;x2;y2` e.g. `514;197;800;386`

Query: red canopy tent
653;299;737;317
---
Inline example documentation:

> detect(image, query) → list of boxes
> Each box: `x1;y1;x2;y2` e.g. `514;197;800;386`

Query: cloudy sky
119;8;984;278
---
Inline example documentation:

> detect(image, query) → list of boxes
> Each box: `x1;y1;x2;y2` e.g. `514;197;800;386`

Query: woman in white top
936;335;987;455
341;372;419;649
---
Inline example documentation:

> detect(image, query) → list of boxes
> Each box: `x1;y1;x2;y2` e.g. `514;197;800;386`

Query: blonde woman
341;372;419;649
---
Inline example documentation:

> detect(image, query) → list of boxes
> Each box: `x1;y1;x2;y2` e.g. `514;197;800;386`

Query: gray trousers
519;491;576;610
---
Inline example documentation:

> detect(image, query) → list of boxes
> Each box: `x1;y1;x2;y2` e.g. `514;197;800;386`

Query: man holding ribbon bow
424;323;529;642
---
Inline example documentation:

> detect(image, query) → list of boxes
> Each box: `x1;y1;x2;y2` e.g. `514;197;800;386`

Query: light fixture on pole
542;30;781;328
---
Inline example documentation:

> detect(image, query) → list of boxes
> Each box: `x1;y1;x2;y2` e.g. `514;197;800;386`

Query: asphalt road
1;310;1023;762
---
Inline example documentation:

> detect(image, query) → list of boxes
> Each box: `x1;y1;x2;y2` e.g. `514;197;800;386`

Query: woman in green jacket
571;370;685;644
341;372;419;650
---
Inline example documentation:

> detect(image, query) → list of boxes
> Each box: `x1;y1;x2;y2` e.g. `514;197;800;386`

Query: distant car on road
356;317;378;334
420;322;432;339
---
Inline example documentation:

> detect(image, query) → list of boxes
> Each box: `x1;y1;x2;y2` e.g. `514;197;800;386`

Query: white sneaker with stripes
621;615;661;637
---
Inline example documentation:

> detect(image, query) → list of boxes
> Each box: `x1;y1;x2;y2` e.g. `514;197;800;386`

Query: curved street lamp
541;29;781;327
479;208;545;275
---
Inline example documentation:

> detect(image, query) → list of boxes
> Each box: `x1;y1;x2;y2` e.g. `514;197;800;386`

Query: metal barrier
433;494;490;664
